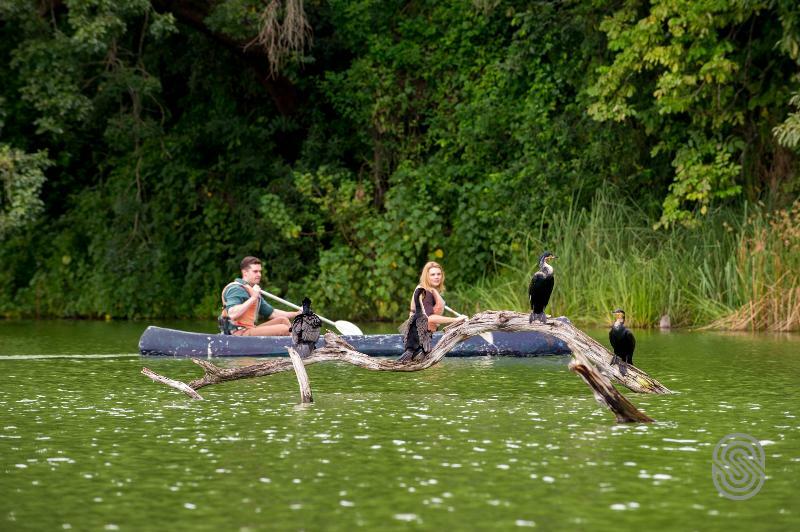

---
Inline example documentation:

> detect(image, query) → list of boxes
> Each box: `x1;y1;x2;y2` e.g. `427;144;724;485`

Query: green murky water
0;320;798;531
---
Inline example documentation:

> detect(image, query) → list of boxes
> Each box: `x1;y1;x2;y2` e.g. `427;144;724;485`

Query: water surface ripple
0;321;797;530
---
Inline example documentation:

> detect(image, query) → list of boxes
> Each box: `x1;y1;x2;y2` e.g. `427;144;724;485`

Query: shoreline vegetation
454;193;800;332
3;193;798;332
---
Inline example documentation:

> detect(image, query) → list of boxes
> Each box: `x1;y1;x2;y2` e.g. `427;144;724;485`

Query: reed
454;190;800;330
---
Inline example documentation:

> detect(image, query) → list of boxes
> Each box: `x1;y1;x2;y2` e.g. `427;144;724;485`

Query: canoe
138;325;571;358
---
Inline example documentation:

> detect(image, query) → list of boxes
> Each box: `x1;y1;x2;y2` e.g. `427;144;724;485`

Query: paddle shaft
259;290;339;330
445;305;494;344
444;305;465;317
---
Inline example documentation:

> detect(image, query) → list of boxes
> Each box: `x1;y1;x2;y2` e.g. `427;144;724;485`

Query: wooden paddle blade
260;289;362;335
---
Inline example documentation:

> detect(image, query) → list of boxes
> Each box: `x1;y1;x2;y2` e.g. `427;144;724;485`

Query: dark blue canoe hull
138;326;571;358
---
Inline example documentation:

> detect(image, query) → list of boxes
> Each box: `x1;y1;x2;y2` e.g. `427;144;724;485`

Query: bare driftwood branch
569;351;654;423
450;312;672;395
142;367;203;400
288;347;313;403
141;311;669;422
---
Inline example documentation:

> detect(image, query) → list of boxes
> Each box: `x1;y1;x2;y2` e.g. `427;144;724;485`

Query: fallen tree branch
569;351;654;423
288;347;313;403
141;311;670;422
142;367;204;400
444;312;672;394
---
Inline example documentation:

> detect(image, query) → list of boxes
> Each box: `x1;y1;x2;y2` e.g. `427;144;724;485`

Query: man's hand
246;284;262;298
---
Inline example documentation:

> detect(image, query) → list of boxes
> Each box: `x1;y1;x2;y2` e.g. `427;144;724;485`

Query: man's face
242;264;262;285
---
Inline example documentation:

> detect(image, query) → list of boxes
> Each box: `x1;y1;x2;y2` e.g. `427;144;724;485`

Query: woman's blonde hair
419;261;446;293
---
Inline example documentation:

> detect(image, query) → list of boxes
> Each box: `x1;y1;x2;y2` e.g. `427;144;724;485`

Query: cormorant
399;287;432;362
528;251;557;324
609;308;635;376
291;297;321;358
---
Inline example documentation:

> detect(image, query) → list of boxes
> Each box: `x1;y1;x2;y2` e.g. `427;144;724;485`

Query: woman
408;261;465;331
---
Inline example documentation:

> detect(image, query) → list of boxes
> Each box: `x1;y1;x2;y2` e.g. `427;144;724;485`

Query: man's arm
226;284;260;321
270;308;301;320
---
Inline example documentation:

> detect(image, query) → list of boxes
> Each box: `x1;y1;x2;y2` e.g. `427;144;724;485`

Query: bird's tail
295;343;312;359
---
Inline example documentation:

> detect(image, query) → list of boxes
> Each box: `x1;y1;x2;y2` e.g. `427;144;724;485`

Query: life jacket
220;281;258;329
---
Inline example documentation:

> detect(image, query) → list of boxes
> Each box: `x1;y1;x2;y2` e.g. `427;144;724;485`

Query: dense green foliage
0;144;50;236
0;1;798;326
588;0;800;226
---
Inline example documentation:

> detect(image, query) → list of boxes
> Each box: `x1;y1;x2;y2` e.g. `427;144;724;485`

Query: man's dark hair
240;256;262;271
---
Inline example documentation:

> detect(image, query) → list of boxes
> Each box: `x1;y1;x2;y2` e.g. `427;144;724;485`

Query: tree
588;0;800;226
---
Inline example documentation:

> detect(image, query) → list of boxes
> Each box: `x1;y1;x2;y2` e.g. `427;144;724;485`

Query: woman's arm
426;289;464;326
427;314;465;326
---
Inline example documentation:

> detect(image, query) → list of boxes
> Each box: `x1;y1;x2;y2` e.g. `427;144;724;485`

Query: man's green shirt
223;279;274;322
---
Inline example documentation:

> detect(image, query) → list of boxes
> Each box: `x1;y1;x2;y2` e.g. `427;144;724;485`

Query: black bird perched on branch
609;308;635;376
528;251;557;324
291;297;321;358
399;287;432;363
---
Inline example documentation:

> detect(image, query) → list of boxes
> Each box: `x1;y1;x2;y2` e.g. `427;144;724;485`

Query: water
0;321;798;531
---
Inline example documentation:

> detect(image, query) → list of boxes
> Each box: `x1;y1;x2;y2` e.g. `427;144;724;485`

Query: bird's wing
529;272;545;305
421;329;432;353
627;329;636;353
301;316;321;342
398;317;410;337
301;331;320;343
416;315;431;352
541;275;555;303
300;313;321;338
530;273;553;312
529;271;544;290
403;317;419;350
290;321;301;344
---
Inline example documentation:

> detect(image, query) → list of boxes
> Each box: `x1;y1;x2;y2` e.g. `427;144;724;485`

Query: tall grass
454;190;800;330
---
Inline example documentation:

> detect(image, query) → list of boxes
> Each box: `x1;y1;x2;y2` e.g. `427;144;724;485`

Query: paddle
444;305;494;344
259;290;364;336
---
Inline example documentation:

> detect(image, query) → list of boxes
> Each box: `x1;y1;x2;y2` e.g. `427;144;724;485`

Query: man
220;256;299;336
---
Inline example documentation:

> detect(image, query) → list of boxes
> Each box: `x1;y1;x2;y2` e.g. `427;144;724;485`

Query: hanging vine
247;0;312;78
